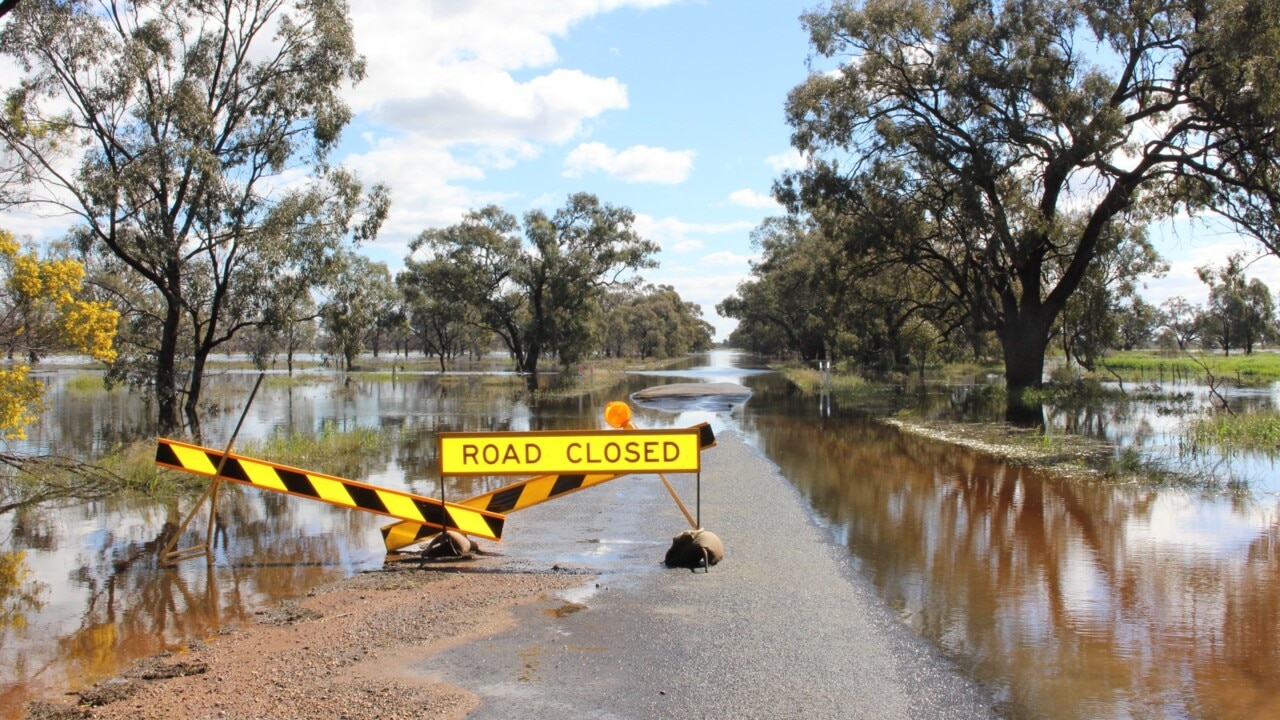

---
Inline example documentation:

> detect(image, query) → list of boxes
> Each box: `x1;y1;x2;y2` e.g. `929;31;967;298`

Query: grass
95;441;196;495
60;373;117;394
240;424;394;478
1186;410;1280;454
1102;350;1280;383
782;365;870;396
21;423;399;502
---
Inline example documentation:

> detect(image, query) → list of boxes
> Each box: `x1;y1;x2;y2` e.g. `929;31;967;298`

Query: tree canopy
407;193;659;388
0;0;386;432
779;0;1280;412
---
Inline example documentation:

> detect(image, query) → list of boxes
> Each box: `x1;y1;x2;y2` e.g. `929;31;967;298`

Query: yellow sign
439;428;702;476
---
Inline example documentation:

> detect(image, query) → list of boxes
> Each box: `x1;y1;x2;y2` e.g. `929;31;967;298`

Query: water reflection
731;369;1280;720
3;354;1280;719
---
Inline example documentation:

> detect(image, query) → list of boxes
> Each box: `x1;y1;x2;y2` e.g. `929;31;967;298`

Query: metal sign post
160;373;265;566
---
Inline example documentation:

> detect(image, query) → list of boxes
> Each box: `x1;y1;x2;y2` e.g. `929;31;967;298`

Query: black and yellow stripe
155;438;505;540
381;422;716;551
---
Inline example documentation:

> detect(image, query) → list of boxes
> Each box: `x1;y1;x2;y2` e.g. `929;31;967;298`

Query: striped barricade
155;438;506;541
381;422;716;551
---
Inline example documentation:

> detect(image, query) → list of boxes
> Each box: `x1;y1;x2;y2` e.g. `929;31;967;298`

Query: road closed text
439;429;701;476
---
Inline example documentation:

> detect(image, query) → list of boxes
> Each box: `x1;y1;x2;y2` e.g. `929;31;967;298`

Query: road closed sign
438;428;702;476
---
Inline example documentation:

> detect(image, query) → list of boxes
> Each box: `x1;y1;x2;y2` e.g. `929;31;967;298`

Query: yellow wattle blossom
58;299;119;364
0;366;44;441
0;228;120;438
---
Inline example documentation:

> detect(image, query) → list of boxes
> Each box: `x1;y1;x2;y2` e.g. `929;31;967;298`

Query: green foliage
601;284;713;359
0;0;387;430
407;194;660;388
1196;252;1276;355
720;212;976;374
398;249;491;372
718;216;846;363
776;0;1280;405
1055;224;1168;371
319;253;398;371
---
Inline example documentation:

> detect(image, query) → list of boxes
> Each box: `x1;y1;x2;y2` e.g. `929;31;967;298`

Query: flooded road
2;353;1279;718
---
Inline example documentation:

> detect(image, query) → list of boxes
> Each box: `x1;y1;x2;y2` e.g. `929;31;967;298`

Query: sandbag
421;530;478;559
664;529;723;571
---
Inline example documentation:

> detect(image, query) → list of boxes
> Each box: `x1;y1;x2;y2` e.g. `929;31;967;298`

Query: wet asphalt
422;429;997;720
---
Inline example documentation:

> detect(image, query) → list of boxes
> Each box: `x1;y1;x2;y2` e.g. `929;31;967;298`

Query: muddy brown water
1;352;1278;718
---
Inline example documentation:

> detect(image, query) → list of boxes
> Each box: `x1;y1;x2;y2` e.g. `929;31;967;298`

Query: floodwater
1;352;1278;718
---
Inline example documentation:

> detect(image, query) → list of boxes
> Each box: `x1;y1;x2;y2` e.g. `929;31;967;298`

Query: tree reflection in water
748;412;1280;719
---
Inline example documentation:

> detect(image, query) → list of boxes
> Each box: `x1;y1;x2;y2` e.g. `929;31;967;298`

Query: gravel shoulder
25;569;584;720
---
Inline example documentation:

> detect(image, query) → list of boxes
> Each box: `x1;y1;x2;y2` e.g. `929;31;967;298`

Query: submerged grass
61;373;116;394
1187;410;1280;453
778;362;1232;489
79;440;199;497
783;365;870;396
240;425;394;478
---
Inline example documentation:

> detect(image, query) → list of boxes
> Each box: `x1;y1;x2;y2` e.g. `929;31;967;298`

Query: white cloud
701;250;754;266
1141;214;1280;309
765;149;807;172
345;2;679;143
372;68;628;144
634;215;755;251
728;188;779;209
563;142;694;184
342;134;516;241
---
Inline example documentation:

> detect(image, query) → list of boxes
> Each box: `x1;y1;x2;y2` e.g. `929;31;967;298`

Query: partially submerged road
425;429;996;719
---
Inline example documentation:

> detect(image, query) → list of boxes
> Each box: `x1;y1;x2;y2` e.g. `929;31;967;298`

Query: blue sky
335;0;816;341
5;0;1280;341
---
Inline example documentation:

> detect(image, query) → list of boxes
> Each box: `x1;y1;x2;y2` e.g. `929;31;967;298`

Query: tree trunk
523;344;541;392
998;309;1052;426
156;296;183;433
185;345;212;439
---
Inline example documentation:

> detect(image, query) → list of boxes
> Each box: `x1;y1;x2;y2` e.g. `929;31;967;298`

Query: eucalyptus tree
397;266;480;372
319;253;396;371
781;0;1280;410
1161;296;1202;351
1055;223;1166;371
1117;298;1161;352
717;216;848;363
409;194;658;389
605;284;713;359
1197;254;1275;354
0;0;387;431
261;289;318;376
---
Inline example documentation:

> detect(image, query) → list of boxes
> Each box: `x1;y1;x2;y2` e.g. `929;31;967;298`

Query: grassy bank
1101;350;1280;383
